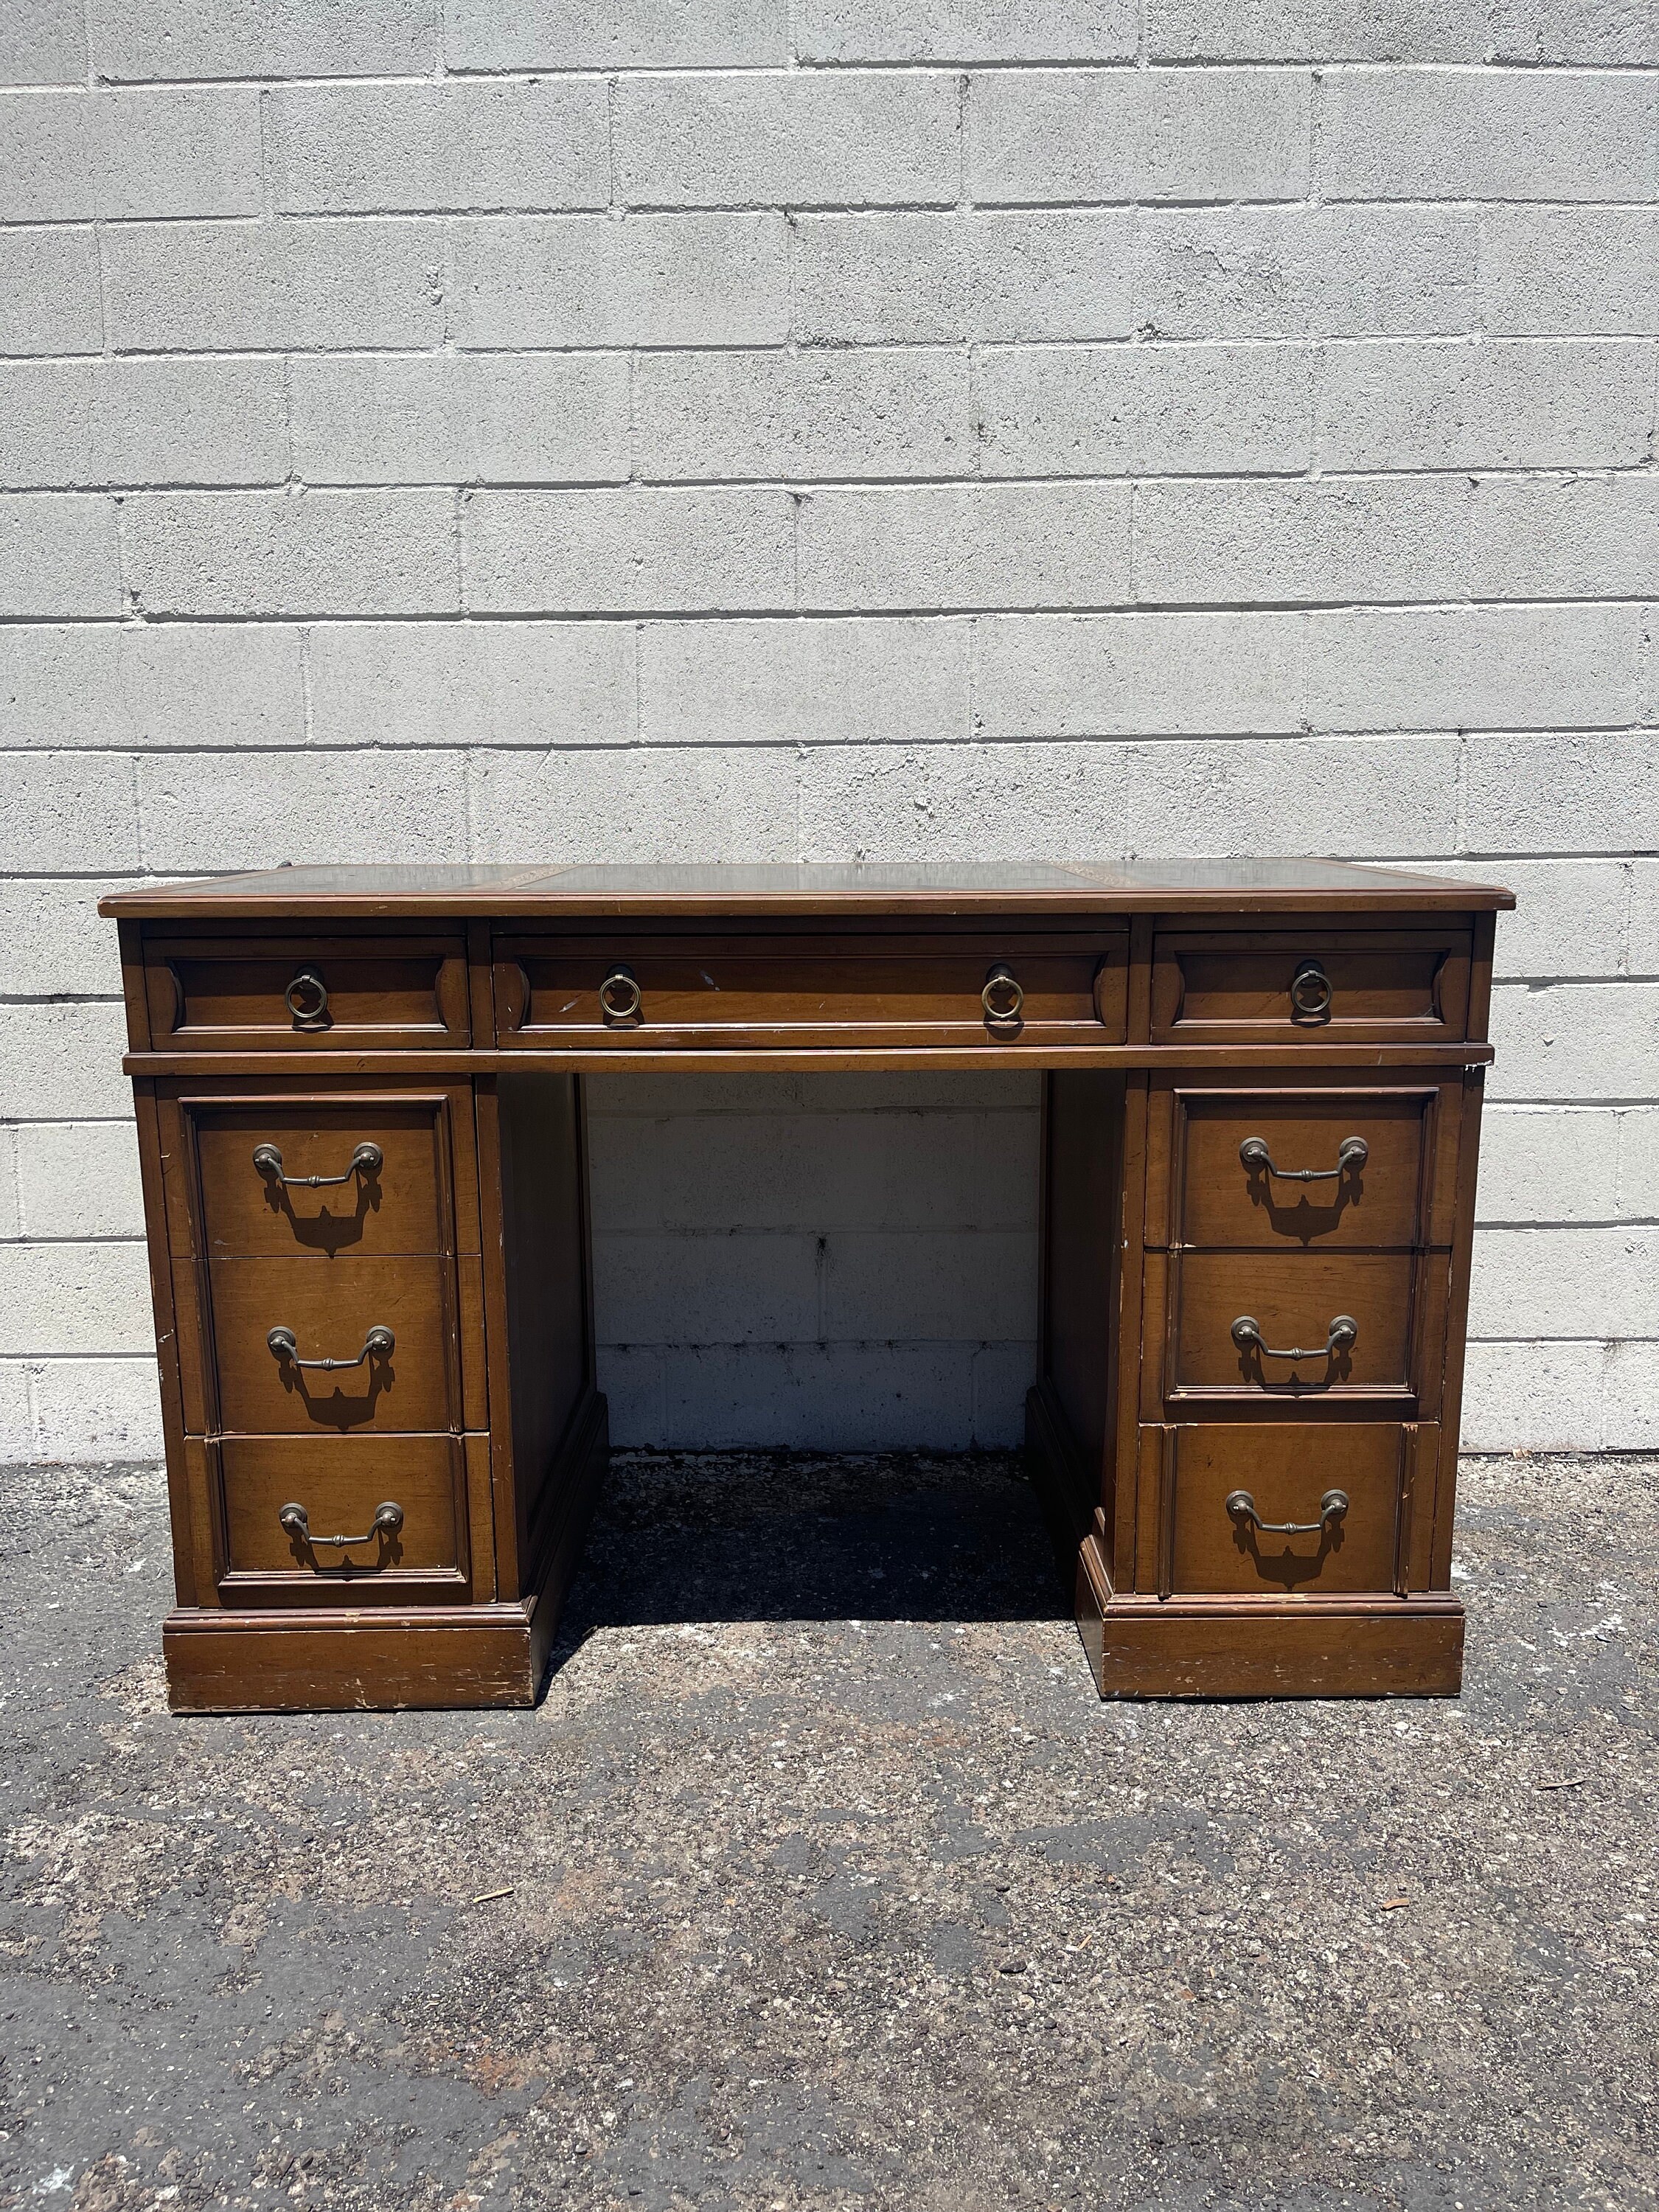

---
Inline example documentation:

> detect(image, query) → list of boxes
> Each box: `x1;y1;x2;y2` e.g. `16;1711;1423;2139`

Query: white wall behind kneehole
1;0;1656;1459
585;1071;1043;1449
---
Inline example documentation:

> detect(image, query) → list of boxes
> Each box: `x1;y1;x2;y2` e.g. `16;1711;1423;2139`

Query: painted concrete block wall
1;1;1656;1459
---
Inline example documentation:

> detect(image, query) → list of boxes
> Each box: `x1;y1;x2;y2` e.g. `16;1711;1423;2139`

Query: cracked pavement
1;1449;1654;2211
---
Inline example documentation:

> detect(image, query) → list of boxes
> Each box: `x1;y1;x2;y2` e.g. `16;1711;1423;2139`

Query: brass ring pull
1238;1135;1367;1183
267;1322;394;1371
284;967;330;1029
1289;959;1332;1023
1231;1313;1357;1363
598;964;641;1023
981;963;1024;1030
1225;1488;1349;1537
253;1141;383;1189
279;1498;404;1551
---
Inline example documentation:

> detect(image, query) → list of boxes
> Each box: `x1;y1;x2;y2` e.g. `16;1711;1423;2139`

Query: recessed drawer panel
1164;1422;1414;1597
187;1099;466;1259
1166;1251;1424;1404
1151;929;1470;1046
494;931;1129;1048
215;1433;467;1594
145;933;470;1051
205;1256;467;1436
1159;1087;1447;1251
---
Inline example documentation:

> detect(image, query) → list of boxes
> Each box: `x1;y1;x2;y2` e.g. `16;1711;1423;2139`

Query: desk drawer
1161;1250;1437;1409
495;931;1128;1048
145;933;470;1051
214;1433;470;1598
201;1254;479;1436
1151;929;1470;1046
1155;1422;1421;1596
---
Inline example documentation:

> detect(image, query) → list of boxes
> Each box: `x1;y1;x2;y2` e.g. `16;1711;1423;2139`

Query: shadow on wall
552;1450;1068;1648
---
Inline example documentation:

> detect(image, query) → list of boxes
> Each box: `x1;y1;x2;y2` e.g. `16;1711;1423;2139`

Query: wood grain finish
104;862;1509;1710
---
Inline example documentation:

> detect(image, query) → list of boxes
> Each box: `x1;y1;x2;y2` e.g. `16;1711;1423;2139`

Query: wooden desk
101;861;1513;1712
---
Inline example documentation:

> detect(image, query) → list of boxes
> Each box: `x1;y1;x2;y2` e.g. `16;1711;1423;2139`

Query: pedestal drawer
1161;1249;1441;1409
213;1433;470;1599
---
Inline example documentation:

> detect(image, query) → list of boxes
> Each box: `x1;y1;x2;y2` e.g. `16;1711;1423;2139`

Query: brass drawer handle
284;967;330;1029
267;1322;394;1371
1231;1313;1357;1363
253;1141;383;1189
1289;959;1332;1023
599;964;641;1023
279;1498;404;1551
982;963;1023;1030
1239;1134;1367;1183
1225;1488;1349;1537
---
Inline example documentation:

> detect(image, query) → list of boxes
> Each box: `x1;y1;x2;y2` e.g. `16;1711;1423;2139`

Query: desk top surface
101;859;1514;921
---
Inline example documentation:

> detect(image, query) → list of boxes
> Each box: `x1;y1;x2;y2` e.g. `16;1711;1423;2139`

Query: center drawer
494;931;1129;1048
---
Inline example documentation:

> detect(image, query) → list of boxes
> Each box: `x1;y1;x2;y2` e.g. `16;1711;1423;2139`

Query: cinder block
1465;733;1659;856
0;1362;28;1460
467;745;799;864
0;494;119;616
122;489;459;617
616;70;959;208
291;356;629;487
0;623;305;748
588;1071;807;1117
1126;734;1460;858
453;214;789;349
1618;1110;1659;1220
796;1071;1040;1113
445;0;787;69
1135;478;1470;607
1136;206;1477;338
798;484;1132;610
0;228;100;355
1467;1225;1659;1338
593;1231;821;1342
970;67;1310;204
824;1229;1037;1338
0;1127;17;1239
1470;476;1659;602
1490;0;1659;63
0;0;86;84
92;88;262;219
798;741;1131;862
796;0;1138;60
0;1003;131;1121
0;88;91;220
634;348;972;482
1320;69;1657;203
1604;1343;1659;1449
0;880;124;996
467;488;794;614
1488;983;1659;1103
270;81;608;217
17;1123;145;1239
974;612;1304;737
1318;339;1655;473
0;359;288;489
594;1344;664;1446
653;1340;984;1450
89;0;439;80
0;755;137;875
1459;1339;1603;1452
973;1340;1037;1444
136;749;468;872
1629;862;1659;975
977;342;1313;478
1480;208;1659;337
0;1241;153;1354
794;211;1134;344
639;617;968;745
1435;859;1627;981
28;1357;164;1461
1477;1107;1621;1227
104;220;446;353
307;622;635;749
1146;0;1486;59
1304;605;1644;733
